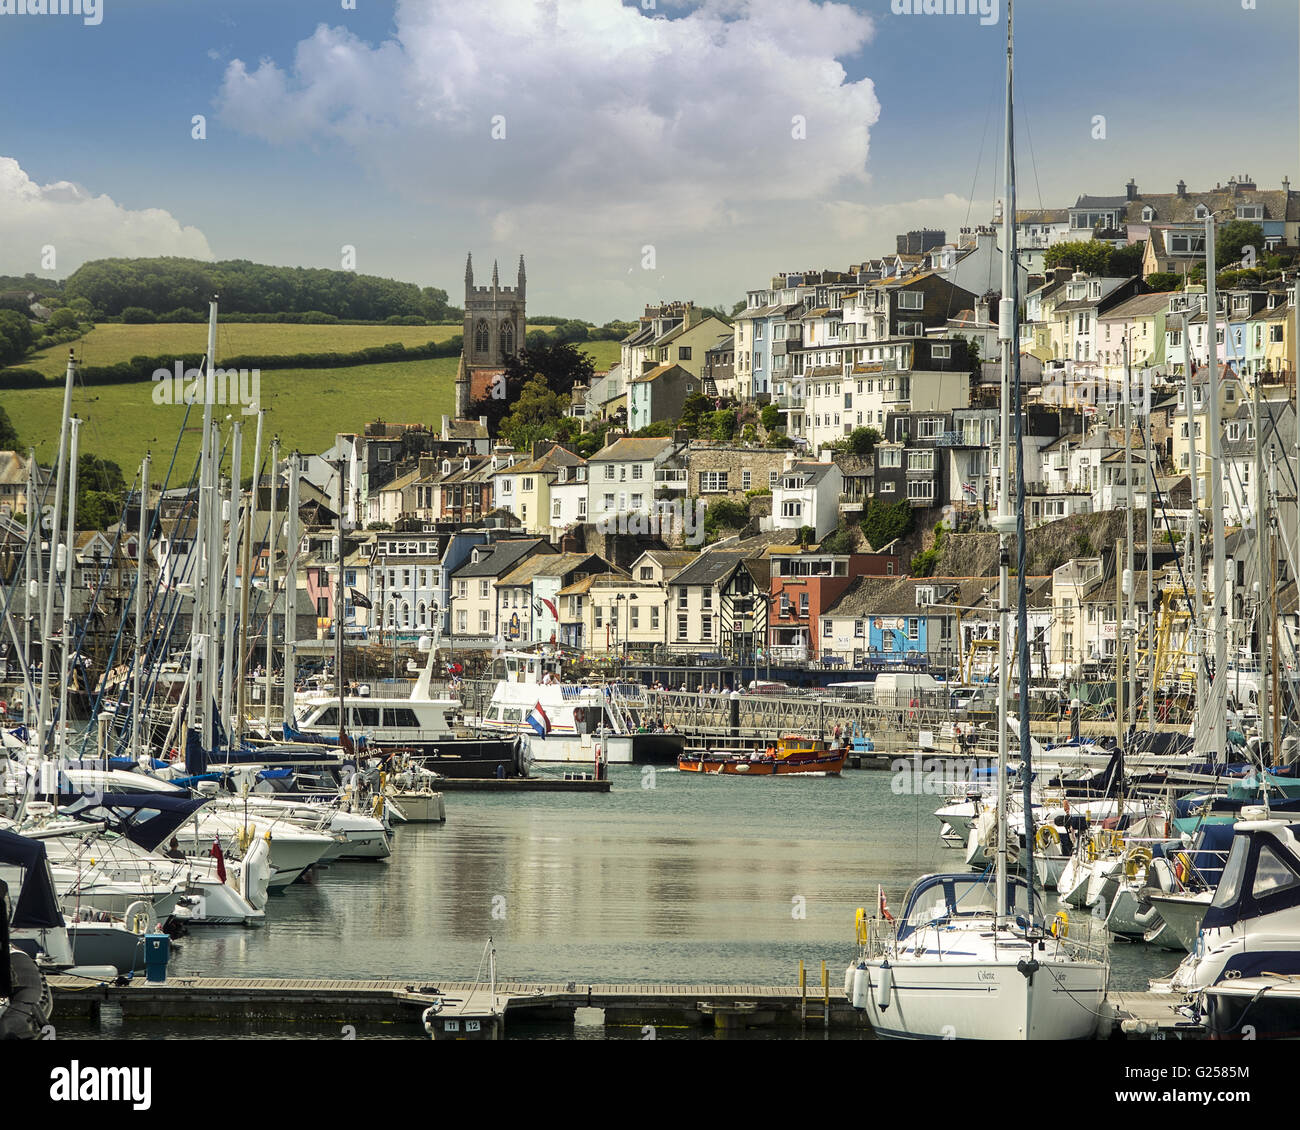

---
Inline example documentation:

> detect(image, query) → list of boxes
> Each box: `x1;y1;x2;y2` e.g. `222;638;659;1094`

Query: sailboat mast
35;351;78;760
1255;375;1269;753
283;453;300;729
132;453;150;759
236;409;262;743
57;415;81;769
264;436;279;732
1205;221;1228;756
336;486;345;733
1183;311;1207;755
221;421;242;752
1123;336;1136;728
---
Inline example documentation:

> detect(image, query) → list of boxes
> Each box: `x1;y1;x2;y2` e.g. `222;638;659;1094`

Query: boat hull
856;957;1108;1040
678;752;845;776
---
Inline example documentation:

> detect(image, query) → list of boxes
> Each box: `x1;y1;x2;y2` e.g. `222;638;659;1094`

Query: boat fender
1050;910;1069;939
854;907;870;946
844;964;855;999
875;961;892;1012
851;964;870;1011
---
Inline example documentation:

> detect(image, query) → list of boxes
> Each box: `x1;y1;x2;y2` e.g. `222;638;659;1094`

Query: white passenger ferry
479;651;681;766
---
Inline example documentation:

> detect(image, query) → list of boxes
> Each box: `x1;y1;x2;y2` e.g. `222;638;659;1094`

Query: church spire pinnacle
491;259;499;288
465;253;474;289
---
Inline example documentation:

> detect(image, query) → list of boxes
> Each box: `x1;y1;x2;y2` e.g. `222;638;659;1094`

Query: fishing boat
678;736;845;776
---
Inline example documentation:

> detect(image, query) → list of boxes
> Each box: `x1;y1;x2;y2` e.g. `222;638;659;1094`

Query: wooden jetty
47;976;1204;1038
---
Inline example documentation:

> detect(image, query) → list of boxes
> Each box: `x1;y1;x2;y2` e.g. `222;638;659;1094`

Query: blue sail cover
0;830;64;929
57;792;211;853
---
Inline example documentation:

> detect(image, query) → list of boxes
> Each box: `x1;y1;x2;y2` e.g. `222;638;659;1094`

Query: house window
631;493;643;509
457;610;468;632
823;619;832;637
799;593;809;616
907;618;919;640
781;501;802;519
651;607;660;630
678;587;688;609
897;291;923;310
769;470;778;488
701;617;713;641
639;566;653;580
700;471;728;493
932;344;951;359
906;480;934;501
479;609;490;633
677;614;689;640
855;620;864;637
908;450;934;471
552;500;562;519
742;470;751;490
878;448;902;468
678;346;692;361
632;464;644;480
480;579;490;598
881;481;896;494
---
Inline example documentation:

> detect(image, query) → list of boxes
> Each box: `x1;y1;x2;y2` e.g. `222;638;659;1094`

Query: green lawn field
5;330;623;477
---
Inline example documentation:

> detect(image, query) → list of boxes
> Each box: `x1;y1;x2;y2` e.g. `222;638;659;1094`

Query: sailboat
843;1;1110;1038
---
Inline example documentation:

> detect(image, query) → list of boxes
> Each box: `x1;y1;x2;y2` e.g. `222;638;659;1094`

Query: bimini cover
0;830;63;929
58;792;211;854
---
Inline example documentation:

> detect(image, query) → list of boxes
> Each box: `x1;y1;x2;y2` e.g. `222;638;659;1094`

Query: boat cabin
895;873;1041;942
1199;819;1300;933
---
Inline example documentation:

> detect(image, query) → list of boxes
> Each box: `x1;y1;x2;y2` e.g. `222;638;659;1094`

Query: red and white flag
209;836;227;883
878;884;894;923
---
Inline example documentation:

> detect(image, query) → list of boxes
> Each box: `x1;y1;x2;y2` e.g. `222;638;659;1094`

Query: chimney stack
1126;178;1138;202
1176;180;1187;198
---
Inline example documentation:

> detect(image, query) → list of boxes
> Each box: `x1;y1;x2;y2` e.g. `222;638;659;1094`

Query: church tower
456;251;526;418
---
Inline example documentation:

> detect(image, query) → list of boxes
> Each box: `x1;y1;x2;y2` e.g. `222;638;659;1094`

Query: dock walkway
49;977;1205;1037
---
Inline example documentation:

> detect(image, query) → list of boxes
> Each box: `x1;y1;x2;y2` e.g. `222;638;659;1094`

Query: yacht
845;873;1110;1040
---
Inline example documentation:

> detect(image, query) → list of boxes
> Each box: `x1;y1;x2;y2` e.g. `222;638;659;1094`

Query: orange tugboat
677;735;846;776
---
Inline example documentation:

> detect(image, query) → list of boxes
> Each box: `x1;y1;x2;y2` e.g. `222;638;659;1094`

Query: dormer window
1141;206;1155;222
442;460;451;474
1237;204;1263;221
463;457;470;471
1193;203;1209;220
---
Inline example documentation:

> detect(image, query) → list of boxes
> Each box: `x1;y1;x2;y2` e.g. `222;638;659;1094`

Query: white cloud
215;0;881;274
0;156;212;275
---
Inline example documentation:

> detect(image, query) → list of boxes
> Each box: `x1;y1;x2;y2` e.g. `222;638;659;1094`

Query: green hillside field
4;328;621;478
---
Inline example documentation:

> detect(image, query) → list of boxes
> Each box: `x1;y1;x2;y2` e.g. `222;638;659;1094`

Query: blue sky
1;0;1295;321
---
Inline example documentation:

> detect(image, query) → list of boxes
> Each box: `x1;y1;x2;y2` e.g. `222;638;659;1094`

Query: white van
872;672;940;707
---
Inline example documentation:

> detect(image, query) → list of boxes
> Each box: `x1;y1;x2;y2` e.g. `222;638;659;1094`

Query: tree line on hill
58;258;459;322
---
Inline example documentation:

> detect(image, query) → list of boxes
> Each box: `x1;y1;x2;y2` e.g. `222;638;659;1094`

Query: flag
961;481;977;499
526;701;551;738
878;884;894;924
541;597;558;620
209;836;227;884
349;588;372;610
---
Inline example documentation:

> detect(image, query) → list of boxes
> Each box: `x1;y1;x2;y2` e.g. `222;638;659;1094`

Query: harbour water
59;765;1183;1039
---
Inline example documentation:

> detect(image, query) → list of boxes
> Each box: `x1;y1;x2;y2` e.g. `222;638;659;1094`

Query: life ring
1051;910;1069;939
124;900;152;935
1036;824;1060;851
1124;846;1152;880
855;907;870;946
0;700;7;715
573;707;586;725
